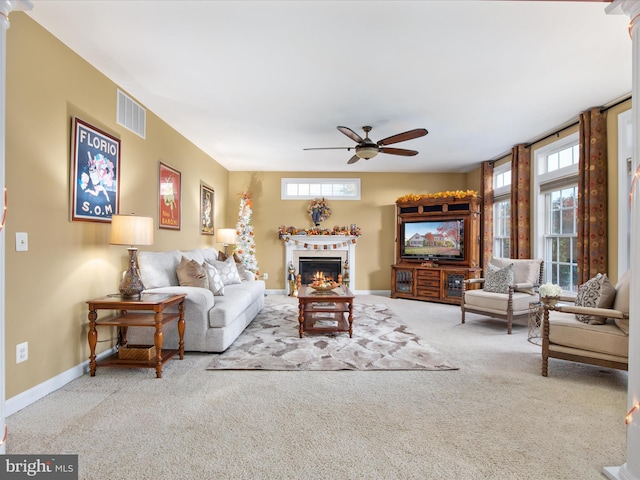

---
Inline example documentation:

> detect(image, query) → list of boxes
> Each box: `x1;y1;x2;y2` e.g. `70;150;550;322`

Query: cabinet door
442;271;467;302
393;268;414;296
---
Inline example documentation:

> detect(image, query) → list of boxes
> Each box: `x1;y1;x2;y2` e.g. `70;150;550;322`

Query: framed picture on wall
200;183;214;235
70;117;120;222
158;162;181;230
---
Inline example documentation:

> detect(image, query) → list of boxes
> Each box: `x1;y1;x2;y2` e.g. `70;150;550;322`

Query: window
534;133;579;292
544;186;578;291
281;178;361;200
493;163;511;258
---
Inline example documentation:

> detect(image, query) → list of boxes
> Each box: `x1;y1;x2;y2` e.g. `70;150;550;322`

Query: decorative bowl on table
309;281;339;292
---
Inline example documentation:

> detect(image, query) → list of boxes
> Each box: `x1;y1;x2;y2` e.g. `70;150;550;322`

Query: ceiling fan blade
303;147;352;151
377;128;428;146
379;147;419;156
347;154;360;164
337;126;364;144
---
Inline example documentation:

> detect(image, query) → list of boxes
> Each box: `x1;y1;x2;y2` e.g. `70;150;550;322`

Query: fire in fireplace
299;257;341;285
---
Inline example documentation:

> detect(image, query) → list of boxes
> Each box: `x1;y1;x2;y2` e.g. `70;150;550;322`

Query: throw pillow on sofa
208;256;242;285
176;256;209;288
484;263;514;294
575;273;616;325
203;262;225;296
217;251;246;278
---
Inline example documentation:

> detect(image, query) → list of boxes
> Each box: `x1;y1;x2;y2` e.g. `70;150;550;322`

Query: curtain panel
577;108;608;283
510;144;531;259
481;161;494;269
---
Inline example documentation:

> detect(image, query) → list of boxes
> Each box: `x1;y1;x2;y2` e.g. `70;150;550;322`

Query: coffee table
297;284;355;338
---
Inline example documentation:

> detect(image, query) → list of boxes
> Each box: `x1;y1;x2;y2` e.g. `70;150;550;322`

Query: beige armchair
541;271;629;376
461;258;544;334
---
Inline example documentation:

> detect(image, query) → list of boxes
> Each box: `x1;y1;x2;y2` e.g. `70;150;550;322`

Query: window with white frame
493;163;511;258
281;178;361;200
534;133;579;292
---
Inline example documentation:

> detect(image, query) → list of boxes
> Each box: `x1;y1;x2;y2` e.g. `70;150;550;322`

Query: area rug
207;303;458;371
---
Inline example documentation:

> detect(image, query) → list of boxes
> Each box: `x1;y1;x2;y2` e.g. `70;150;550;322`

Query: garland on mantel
278;224;361;250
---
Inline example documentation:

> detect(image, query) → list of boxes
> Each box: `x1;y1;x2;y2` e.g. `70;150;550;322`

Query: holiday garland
396;190;478;203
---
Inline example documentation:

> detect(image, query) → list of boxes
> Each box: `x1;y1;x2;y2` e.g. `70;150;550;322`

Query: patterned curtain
481;161;494;269
510;144;531;259
577;108;608;283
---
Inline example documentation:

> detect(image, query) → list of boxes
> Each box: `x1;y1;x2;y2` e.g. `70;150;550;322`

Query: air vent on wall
117;89;146;139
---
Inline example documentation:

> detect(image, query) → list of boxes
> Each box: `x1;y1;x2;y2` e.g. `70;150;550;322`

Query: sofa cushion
208;256;242;285
176;256;209;288
484;263;514;294
209;280;266;328
203;261;225;296
548;310;628;358
181;248;219;265
575;273;616;325
490;258;540;294
138;250;181;288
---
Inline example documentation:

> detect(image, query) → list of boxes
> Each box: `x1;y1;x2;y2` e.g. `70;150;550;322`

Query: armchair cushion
612;271;630;333
574;273;616;325
484;263;514;294
548;311;628;358
491;258;541;293
463;289;534;314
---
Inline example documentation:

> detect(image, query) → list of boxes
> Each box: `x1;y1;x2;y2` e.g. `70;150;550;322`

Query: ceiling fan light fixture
355;145;379;159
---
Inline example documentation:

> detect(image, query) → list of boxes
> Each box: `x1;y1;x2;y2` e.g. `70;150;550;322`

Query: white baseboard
5;348;116;417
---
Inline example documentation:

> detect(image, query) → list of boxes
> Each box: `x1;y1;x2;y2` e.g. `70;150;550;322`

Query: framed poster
158;162;181;230
200;184;214;235
70;117;120;222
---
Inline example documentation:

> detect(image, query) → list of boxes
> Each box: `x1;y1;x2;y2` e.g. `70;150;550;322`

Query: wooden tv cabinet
391;264;481;304
391;194;482;305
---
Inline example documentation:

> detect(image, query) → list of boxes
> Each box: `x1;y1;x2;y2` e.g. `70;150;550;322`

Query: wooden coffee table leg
88;309;98;376
298;300;304;338
347;301;353;338
154;312;164;378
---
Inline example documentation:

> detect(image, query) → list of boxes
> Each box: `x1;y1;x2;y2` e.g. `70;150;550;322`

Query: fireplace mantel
282;235;358;292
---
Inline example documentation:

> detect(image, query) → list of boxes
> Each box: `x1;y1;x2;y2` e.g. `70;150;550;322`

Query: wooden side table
87;293;186;378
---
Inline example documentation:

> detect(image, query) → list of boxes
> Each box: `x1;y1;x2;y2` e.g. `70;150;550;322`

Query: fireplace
299;257;341;285
283;234;358;291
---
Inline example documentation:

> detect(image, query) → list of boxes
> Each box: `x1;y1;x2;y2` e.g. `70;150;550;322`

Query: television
400;218;464;261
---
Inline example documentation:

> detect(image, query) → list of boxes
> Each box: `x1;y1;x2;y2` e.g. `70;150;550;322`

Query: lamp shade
216;228;237;245
109;215;154;246
355;145;379;159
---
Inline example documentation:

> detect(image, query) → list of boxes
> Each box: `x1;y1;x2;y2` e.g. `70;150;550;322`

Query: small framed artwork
70;117;120;222
200;183;215;235
158;162;181;230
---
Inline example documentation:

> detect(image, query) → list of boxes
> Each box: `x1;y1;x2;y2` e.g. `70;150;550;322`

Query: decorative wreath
307;198;331;224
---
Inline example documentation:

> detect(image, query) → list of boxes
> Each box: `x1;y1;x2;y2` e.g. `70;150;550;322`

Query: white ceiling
25;0;632;173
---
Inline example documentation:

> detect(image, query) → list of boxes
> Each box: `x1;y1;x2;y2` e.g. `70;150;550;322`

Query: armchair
541;271;629;376
461;258;544;334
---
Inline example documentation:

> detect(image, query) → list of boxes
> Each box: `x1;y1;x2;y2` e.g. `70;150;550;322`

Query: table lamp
216;228;236;257
110;214;154;297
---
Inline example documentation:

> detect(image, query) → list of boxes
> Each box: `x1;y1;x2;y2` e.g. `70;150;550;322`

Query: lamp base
119;248;144;298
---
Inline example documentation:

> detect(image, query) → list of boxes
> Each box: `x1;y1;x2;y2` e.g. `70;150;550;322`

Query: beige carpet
207;303;457;371
6;295;628;480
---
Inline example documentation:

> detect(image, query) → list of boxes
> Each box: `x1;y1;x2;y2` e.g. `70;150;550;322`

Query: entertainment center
391;194;482;305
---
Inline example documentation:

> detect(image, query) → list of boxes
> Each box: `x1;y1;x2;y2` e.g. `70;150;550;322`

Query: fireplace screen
299;257;342;285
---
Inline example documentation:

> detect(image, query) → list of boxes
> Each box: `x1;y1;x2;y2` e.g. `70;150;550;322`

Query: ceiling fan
304;125;428;164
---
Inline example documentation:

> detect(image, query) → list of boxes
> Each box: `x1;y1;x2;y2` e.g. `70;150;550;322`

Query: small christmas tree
235;192;259;279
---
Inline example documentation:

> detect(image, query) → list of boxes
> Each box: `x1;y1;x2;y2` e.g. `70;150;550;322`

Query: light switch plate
16;232;28;252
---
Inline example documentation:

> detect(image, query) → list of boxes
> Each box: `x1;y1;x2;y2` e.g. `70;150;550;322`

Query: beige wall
5;14;229;398
228;172;471;291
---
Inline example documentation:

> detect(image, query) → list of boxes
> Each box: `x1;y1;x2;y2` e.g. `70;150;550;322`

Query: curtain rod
489;95;632;161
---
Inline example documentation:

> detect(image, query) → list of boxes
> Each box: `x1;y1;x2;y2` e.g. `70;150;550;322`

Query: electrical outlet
16;342;28;363
16;232;28;252
262;273;268;280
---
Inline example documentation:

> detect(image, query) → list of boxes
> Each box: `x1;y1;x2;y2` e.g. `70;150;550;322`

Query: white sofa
125;248;265;352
